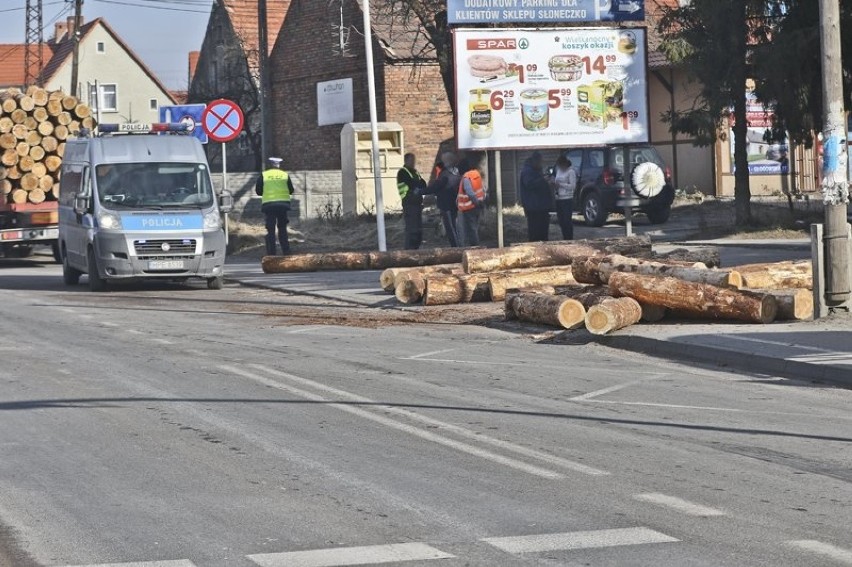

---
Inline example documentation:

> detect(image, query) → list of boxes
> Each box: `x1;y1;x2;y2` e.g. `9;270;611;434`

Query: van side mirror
74;195;90;215
219;190;234;214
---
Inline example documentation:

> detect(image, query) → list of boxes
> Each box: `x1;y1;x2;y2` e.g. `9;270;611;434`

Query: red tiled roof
0;45;29;87
222;0;290;68
188;50;200;84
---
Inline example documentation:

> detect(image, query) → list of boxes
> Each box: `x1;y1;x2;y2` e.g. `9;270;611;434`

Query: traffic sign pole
361;0;387;252
222;142;229;247
202;99;244;250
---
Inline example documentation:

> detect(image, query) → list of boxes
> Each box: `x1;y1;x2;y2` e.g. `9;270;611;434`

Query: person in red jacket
456;158;486;246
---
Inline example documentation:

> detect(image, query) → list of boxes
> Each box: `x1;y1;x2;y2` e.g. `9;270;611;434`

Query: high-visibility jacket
457;170;485;212
397;166;423;201
261;168;291;204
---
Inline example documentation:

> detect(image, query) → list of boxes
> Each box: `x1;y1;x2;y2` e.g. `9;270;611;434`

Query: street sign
447;0;645;25
202;99;244;143
160;104;208;144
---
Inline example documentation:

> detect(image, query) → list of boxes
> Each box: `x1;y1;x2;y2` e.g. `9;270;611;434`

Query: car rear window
611;147;665;173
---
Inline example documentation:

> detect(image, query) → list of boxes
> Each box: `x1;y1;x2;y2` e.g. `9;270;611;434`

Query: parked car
554;144;675;226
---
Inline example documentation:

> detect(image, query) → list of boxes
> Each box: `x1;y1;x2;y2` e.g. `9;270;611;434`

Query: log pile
0;87;95;205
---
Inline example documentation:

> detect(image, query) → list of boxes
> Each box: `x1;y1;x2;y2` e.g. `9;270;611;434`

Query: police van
58;123;233;291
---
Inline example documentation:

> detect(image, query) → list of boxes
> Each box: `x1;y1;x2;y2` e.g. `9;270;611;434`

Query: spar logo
466;38;518;50
518;38;530;49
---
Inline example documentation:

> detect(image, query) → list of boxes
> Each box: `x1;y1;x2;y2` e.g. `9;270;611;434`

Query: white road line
570;378;651;401
287;326;325;334
403;348;457;360
126;329;144;335
583;400;748;412
734;335;841;355
222;365;564;479
250;363;607;476
151;338;174;345
58;560;197;567
788;540;852;564
247;542;454;567
483;527;679;554
100;322;118;327
405;358;527;366
634;493;725;517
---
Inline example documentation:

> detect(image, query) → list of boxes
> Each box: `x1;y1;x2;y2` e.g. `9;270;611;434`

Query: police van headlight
97;211;122;230
204;211;222;230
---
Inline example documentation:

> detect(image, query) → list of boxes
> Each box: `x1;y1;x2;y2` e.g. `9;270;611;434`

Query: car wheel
52;241;62;263
207;276;224;290
87;247;108;292
582;190;607;227
62;245;81;285
646;206;671;225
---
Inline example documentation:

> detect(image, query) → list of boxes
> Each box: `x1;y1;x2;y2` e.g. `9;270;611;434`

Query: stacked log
0;87;94;205
732;260;813;290
263;247;474;273
572;254;742;289
380;264;461;292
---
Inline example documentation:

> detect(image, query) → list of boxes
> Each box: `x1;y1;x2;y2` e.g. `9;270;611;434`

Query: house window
96;42;105;53
88;84;118;112
149;99;158;111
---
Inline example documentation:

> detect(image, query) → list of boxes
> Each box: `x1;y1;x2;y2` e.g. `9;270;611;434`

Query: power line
0;1;65;14
92;0;211;13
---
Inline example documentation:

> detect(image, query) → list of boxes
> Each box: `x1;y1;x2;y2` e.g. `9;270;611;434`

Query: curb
670;240;812;250
595;334;852;389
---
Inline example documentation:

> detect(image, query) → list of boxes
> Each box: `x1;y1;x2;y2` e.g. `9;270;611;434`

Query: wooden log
0;133;17;150
23;116;37;131
5;164;21;180
81;116;96;130
0;166;6;180
504;292;587;329
261;252;370;273
733;261;813;290
1;149;18;167
61;96;78;111
10;109;26;124
56;142;65;158
20;172;38;191
14;94;35;112
30;161;46;178
25;131;41;148
32;107;49;123
37;174;53;192
29;88;49;107
379;263;461;292
395;274;429;304
73;103;92;119
46;99;62;117
10;189;27;204
37;120;54;136
368;247;472;270
41;136;58;154
44;153;62;172
749;288;813;321
0;117;13;133
608;273;777;324
423;273;491;305
462;236;651;274
16;143;31;160
0;179;11;195
11;123;27;140
68;120;81;135
585;297;643;335
48;90;64;101
56;112;72;126
640;303;667;323
653;247;720;268
0;97;16;114
27;188;45;204
488;266;577;301
29;145;44;162
51;181;60;197
53;125;69;141
572;254;743;289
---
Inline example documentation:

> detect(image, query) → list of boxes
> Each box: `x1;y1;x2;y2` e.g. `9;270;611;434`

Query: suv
557;145;675;226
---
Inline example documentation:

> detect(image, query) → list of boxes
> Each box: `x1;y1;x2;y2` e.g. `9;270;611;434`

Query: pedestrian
426;151;461;247
456;158;486;247
552;155;577;240
519;151;553;242
397;153;427;250
255;156;296;256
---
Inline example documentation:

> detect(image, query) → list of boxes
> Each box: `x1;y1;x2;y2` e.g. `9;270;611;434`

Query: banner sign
447;0;645;24
454;27;649;150
730;92;789;176
317;78;354;126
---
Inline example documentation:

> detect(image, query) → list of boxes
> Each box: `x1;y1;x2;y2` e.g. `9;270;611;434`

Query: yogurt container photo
520;89;549;131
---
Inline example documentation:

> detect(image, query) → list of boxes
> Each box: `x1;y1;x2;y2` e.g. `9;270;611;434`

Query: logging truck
0;200;60;260
58;123;233;291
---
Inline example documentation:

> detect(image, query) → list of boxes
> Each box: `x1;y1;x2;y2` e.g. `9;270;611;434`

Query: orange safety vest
457;170;485;212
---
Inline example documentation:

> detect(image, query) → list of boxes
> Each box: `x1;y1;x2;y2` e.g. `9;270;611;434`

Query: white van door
62;164;91;268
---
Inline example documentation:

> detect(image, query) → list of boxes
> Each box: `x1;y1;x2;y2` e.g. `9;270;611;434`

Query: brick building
268;1;453;181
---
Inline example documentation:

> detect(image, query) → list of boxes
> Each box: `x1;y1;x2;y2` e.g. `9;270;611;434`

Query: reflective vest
397;167;421;200
457;170;485;212
261;169;291;204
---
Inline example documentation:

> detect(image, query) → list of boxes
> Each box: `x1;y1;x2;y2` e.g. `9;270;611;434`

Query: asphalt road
1;257;851;567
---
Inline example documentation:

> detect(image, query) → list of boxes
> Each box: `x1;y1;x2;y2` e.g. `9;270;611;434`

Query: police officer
397;153;427;250
255;157;296;255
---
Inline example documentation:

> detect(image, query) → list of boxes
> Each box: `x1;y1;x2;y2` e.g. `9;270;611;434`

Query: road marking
222;365;564;479
570;378;651;401
788;540;852;564
404;357;527;367
634;493;725;517
151;338;174;345
247;542;454;567
58;560;197;567
250;363;607;476
582;399;749;412
126;329;144;335
733;335;842;355
100;322;118;327
403;348;457;360
483;527;679;554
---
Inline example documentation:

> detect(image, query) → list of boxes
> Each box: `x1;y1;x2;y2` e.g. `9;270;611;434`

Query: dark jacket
397;167;426;208
519;159;552;212
426;164;461;212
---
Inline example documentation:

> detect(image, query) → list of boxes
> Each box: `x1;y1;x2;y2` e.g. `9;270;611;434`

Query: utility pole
361;0;387;251
70;0;83;97
257;0;270;165
818;0;850;308
24;0;44;87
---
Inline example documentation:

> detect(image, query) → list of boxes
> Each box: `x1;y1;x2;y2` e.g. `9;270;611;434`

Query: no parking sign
202;99;244;143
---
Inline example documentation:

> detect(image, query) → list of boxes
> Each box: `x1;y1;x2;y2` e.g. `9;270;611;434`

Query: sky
0;0;213;90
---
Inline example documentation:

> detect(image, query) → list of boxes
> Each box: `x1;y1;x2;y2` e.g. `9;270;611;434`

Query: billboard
447;0;645;24
454;28;649;150
729;92;789;176
317;78;354;127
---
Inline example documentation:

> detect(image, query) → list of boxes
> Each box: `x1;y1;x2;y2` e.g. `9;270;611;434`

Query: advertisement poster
730;91;789;175
317;78;354;127
454;28;649;150
447;0;645;24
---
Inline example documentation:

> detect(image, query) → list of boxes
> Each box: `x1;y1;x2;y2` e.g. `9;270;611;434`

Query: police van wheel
207;276;224;290
87;248;108;292
62;246;81;285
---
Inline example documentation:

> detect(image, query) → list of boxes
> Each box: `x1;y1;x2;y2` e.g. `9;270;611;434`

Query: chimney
54;20;68;42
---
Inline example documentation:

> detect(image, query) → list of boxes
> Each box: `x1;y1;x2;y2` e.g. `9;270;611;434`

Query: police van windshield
96;163;214;209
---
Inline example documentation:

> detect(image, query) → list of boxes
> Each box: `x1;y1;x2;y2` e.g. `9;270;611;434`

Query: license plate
148;260;184;270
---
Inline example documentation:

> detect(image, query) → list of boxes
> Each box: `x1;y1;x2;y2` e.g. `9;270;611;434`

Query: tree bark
653;247;720;268
585;297;643;335
732;0;752;226
488;266;577;301
749;288;813;321
367;247;472;270
735;261;812;289
379;263;461;291
572;254;741;288
609;272;777;323
462;236;651;274
423;273;491;305
504;292;586;329
262;252;370;273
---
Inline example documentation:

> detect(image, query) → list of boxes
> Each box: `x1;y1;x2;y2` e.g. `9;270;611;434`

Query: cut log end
585;298;643;335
